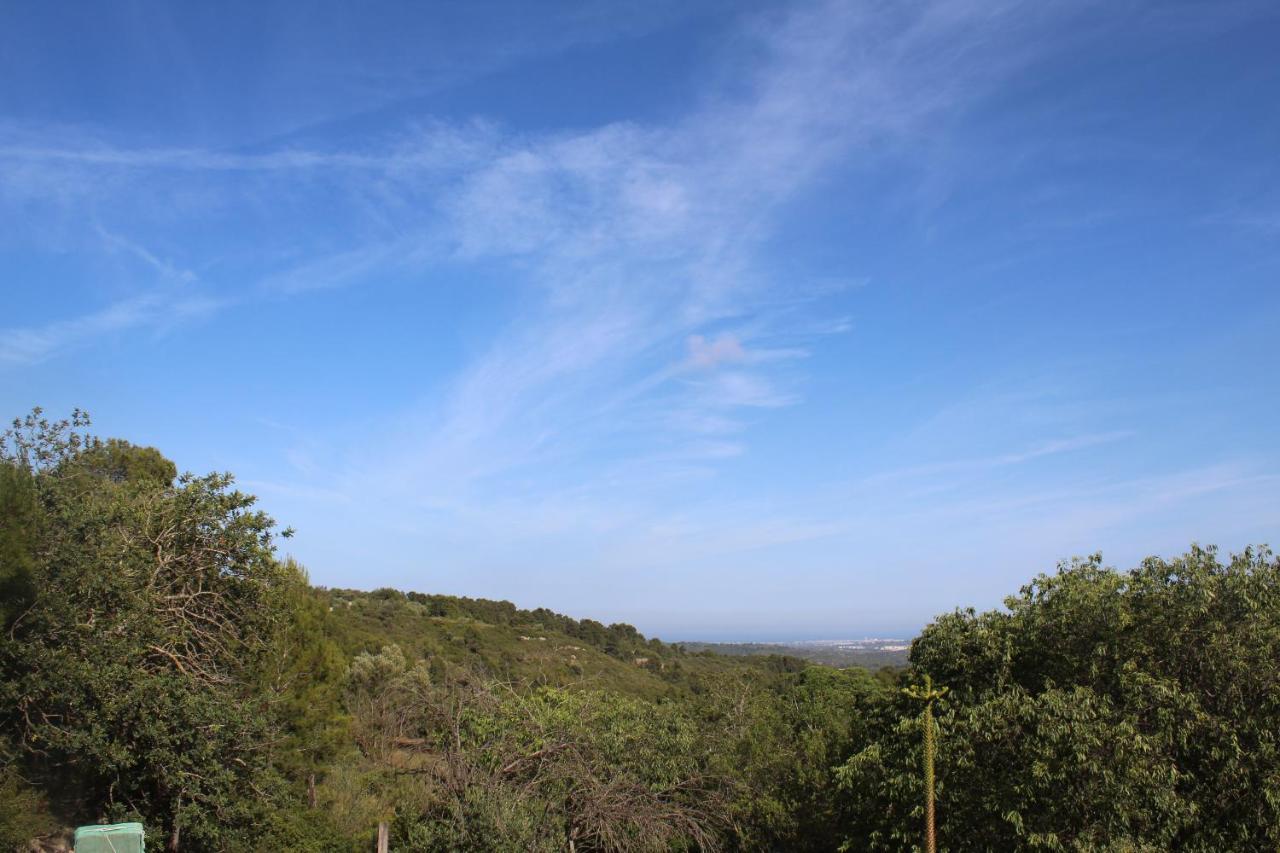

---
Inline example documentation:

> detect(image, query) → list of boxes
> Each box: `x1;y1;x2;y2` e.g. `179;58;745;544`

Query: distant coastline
679;638;911;669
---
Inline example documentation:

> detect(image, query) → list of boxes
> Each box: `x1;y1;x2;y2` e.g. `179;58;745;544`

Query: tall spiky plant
903;675;948;853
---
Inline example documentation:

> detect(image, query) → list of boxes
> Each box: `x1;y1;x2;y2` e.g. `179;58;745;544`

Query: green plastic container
74;822;145;853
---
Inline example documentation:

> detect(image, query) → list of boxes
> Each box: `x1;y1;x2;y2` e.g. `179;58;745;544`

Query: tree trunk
376;821;389;853
307;773;317;809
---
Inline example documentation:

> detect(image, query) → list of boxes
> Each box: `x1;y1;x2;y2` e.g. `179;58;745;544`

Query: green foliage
260;562;352;785
73;438;177;487
0;410;301;849
841;546;1280;852
0;762;58;850
374;672;724;852
4;408;1278;852
0;463;39;632
319;586;775;701
674;664;886;849
397;591;682;663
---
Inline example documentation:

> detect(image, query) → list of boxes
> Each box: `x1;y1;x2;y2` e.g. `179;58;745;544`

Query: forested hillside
2;410;1278;851
318;587;811;702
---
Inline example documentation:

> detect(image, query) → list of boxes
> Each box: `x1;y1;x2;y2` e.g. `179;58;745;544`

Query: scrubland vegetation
2;410;1277;851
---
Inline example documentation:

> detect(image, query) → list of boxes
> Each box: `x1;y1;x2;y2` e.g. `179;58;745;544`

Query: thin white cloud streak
0;293;219;366
339;0;1096;506
584;463;1279;586
859;431;1137;486
95;225;197;284
0;120;499;174
257;238;434;295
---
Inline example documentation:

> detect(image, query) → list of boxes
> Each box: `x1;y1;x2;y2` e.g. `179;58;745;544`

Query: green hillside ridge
319;587;813;701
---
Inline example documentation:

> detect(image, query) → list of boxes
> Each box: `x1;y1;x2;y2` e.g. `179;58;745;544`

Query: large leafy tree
840;547;1280;852
0;410;302;849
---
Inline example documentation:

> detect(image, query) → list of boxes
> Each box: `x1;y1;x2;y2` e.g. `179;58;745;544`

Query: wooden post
307;773;317;809
376;821;389;853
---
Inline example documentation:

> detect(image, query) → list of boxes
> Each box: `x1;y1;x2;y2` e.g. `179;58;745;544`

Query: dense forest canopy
1;409;1277;851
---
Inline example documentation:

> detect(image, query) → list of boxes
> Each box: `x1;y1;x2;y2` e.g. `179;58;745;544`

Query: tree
0;461;39;632
0;410;300;849
840;546;1280;851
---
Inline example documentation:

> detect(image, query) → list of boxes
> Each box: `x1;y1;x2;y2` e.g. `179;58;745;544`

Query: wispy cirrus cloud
4;0;1179;571
326;0;1100;503
95;225;198;284
860;430;1138;486
0;292;218;366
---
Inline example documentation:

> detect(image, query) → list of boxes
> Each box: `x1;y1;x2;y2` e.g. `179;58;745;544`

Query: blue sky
2;0;1278;640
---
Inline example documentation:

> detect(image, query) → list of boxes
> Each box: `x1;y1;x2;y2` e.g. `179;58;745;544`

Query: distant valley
681;638;911;669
